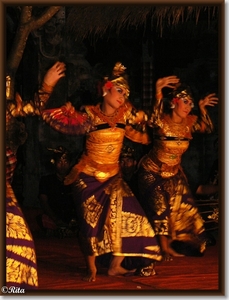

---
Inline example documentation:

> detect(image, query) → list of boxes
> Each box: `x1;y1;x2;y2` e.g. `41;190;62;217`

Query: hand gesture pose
156;76;180;96
199;93;219;114
43;61;66;87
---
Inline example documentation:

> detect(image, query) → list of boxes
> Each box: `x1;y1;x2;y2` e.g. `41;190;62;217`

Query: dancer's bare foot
163;246;185;259
82;274;96;282
160;236;185;260
83;255;97;282
163;254;173;261
108;255;136;276
108;265;136;276
82;267;97;282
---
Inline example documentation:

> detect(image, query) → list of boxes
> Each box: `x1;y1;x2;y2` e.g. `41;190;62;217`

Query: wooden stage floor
23;208;222;296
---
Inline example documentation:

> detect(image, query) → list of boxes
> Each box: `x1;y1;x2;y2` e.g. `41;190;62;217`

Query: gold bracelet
42;81;54;93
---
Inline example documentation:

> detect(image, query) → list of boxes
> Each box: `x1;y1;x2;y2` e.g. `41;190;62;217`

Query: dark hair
163;83;194;114
167;83;193;102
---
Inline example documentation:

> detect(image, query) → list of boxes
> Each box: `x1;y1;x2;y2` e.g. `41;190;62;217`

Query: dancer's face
173;97;194;119
104;85;127;110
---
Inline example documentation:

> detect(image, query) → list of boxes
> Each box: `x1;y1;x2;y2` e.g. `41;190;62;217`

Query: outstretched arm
198;93;219;115
149;76;179;127
6;62;66;119
42;61;66;89
37;61;66;110
38;61;92;135
155;76;180;101
193;93;219;133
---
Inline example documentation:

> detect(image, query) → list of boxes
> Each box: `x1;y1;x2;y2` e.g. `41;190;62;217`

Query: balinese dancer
138;76;218;259
37;61;162;282
5;64;66;288
6;117;38;289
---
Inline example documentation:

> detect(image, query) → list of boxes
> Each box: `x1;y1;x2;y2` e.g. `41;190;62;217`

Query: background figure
5;60;66;289
6;117;38;289
195;138;218;243
120;144;137;181
119;140;142;199
37;61;162;282
138;77;218;259
37;146;78;238
196;138;218;199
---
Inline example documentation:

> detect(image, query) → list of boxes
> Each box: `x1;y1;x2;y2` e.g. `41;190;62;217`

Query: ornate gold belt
144;152;180;178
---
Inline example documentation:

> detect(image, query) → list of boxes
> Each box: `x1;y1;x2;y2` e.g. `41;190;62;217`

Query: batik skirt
138;167;206;255
72;172;162;266
6;182;38;289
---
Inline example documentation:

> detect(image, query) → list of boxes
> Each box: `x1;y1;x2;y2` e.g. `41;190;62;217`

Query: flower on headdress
113;62;126;77
172;97;180;104
104;81;113;89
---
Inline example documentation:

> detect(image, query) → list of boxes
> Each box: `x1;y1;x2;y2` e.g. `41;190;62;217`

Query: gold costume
64;104;128;183
138;95;214;256
6;147;38;289
40;97;162;268
5;61;162;278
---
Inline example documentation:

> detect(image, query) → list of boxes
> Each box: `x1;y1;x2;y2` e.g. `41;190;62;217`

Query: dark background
6;5;221;207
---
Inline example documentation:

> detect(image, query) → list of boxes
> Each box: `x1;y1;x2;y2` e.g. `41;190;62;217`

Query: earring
170;103;175;109
102;91;107;97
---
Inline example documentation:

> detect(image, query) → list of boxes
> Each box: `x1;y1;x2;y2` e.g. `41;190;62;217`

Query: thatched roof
66;5;219;40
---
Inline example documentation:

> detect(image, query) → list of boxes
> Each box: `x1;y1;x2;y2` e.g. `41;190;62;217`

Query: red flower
104;81;113;89
172;97;180;104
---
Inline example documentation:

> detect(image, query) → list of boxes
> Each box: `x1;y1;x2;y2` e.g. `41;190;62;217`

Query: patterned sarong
72;172;162;262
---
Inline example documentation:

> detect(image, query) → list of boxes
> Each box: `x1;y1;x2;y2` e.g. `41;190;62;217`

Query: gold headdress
113;62;126;76
104;62;130;98
170;83;194;106
175;90;193;102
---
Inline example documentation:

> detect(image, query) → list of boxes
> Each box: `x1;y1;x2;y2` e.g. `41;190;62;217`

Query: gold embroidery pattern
171;202;205;235
163;178;176;200
103;176;130;252
144;245;161;254
208;208;219;223
91;225;113;255
74;178;87;191
6;213;34;241
161;115;192;138
106;177;156;252
6;245;37;264
82;195;103;228
165;179;204;240
91;104;127;128
154;219;169;235
85;176;162;259
6;183;38;287
144;172;156;186
6;258;38;287
152;186;167;216
104;176;133;197
121;212;155;237
111;180;123;252
138;171;156;198
106;144;115;153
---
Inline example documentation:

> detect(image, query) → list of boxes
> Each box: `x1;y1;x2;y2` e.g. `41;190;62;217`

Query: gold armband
41;81;54;93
